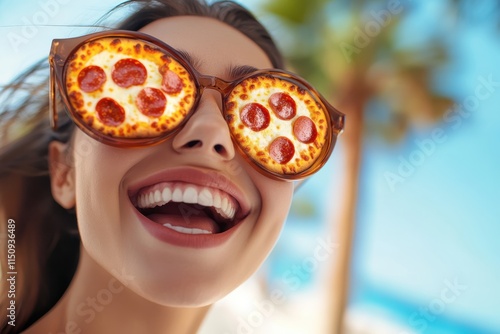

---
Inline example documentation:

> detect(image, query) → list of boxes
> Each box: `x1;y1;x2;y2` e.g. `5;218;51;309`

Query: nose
172;91;235;160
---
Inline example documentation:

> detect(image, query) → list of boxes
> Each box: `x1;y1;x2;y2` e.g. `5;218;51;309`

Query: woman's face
60;16;294;306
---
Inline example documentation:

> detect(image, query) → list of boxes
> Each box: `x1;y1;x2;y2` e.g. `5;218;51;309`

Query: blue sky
349;2;500;332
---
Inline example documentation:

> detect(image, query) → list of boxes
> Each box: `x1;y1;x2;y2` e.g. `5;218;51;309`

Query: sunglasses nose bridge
198;75;231;96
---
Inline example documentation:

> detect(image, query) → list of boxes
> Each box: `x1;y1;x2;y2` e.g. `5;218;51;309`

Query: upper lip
127;167;251;220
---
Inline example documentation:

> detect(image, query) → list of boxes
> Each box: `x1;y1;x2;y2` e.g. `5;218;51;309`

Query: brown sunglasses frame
49;30;345;180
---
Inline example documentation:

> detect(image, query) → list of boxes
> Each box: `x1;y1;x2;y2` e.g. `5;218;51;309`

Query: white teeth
214;196;232;220
215;208;227;220
162;187;172;203
135;182;237;220
183;187;197;204
154;190;161;203
215;205;233;220
198;188;213;206
172;188;183;202
221;197;228;212
213;192;222;208
162;223;211;234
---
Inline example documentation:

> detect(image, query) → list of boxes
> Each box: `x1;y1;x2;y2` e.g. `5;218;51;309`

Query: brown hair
0;1;283;332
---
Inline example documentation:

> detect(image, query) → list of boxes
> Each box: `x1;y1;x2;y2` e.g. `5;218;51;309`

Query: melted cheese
65;37;196;138
226;75;328;175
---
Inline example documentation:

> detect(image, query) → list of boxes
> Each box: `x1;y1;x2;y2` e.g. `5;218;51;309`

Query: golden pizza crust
65;37;196;138
225;75;329;175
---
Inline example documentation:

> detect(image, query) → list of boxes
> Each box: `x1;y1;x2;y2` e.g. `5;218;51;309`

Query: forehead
138;16;273;76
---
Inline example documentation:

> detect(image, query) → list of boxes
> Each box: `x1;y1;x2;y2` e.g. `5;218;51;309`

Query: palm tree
259;0;455;332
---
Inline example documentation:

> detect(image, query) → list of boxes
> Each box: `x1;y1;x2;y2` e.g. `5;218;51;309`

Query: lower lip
132;206;244;248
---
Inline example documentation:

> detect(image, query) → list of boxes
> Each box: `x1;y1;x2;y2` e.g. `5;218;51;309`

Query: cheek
238;172;294;275
258;177;294;244
72;132;140;269
240;159;294;247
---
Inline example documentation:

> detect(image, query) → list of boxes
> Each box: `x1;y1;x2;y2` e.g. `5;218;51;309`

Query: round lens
64;36;196;141
224;73;330;178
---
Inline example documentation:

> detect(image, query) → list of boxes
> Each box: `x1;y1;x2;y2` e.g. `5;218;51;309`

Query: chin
128;269;244;308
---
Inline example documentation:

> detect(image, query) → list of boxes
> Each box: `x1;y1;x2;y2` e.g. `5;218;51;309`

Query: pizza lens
49;31;345;180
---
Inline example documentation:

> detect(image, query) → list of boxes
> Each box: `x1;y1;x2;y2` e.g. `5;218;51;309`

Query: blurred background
1;0;499;333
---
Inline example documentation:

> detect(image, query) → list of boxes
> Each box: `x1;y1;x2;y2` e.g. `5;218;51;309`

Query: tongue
142;202;222;234
146;214;220;234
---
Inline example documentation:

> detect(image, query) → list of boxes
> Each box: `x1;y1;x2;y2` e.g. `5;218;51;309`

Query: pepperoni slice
161;68;183;94
136;88;166;117
78;65;106;92
293;116;318;143
240;103;270;131
269;137;295;164
96;98;125;127
268;92;296;120
111;58;147;88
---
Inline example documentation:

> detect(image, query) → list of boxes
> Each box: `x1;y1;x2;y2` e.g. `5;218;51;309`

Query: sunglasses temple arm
335;112;346;134
325;100;345;134
49;63;59;130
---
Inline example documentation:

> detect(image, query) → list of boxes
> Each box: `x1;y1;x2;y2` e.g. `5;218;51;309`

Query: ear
49;141;76;209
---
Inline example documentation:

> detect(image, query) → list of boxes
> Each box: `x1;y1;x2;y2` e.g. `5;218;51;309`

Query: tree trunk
328;85;366;334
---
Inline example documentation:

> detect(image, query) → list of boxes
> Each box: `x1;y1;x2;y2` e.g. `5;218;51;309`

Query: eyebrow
176;49;259;80
176;49;203;69
226;64;259;80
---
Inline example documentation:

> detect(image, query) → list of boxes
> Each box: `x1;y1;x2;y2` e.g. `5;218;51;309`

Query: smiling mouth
132;182;243;235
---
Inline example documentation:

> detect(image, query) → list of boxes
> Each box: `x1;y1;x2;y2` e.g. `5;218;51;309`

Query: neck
26;247;210;334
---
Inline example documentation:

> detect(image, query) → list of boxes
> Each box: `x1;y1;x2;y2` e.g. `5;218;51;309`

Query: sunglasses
49;30;344;180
